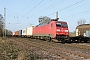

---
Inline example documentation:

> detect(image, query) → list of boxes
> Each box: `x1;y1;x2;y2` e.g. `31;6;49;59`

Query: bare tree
77;19;86;25
0;14;4;29
0;14;4;36
0;14;12;36
6;29;13;35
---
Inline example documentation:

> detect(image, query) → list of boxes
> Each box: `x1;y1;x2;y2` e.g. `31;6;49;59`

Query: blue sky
0;0;90;32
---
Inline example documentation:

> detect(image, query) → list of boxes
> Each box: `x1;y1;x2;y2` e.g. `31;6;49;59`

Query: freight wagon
70;24;90;43
76;24;90;36
22;28;27;37
18;30;22;37
26;26;34;37
13;31;19;37
17;26;34;38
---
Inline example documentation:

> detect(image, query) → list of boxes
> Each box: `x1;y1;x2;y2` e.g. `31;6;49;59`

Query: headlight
57;29;60;31
64;30;68;32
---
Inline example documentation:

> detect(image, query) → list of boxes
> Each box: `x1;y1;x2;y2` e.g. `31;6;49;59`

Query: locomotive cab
55;21;69;42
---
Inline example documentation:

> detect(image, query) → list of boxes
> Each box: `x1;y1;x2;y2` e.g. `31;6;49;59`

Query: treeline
0;14;12;37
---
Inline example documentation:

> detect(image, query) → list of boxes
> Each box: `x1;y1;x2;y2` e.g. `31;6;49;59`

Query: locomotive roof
56;21;67;23
36;20;67;27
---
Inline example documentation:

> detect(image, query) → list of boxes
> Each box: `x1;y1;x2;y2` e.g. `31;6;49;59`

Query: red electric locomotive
33;18;69;42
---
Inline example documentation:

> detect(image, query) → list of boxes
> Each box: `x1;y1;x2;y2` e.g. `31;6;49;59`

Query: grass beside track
0;37;38;60
11;38;90;60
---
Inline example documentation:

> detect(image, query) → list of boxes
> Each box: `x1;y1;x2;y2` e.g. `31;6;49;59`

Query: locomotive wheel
47;37;52;42
61;37;65;44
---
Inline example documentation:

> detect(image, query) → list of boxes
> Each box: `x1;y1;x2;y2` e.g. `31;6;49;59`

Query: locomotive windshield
56;22;68;28
61;24;68;28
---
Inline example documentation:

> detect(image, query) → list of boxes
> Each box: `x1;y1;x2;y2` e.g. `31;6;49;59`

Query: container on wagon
26;26;34;37
15;31;19;35
22;28;27;37
13;31;19;37
18;30;22;36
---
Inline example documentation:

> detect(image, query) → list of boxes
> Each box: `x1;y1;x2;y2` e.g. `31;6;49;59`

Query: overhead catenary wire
48;0;84;16
28;0;85;24
6;8;20;18
60;1;90;19
6;0;33;19
62;1;90;14
8;0;52;20
28;0;65;24
9;0;84;20
7;0;85;20
20;0;44;19
30;0;64;17
61;10;90;19
19;0;33;14
18;0;64;19
29;0;85;20
6;8;19;15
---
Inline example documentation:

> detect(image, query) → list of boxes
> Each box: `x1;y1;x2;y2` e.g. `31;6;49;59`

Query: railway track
30;39;90;59
9;38;90;60
31;39;90;52
27;38;90;55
